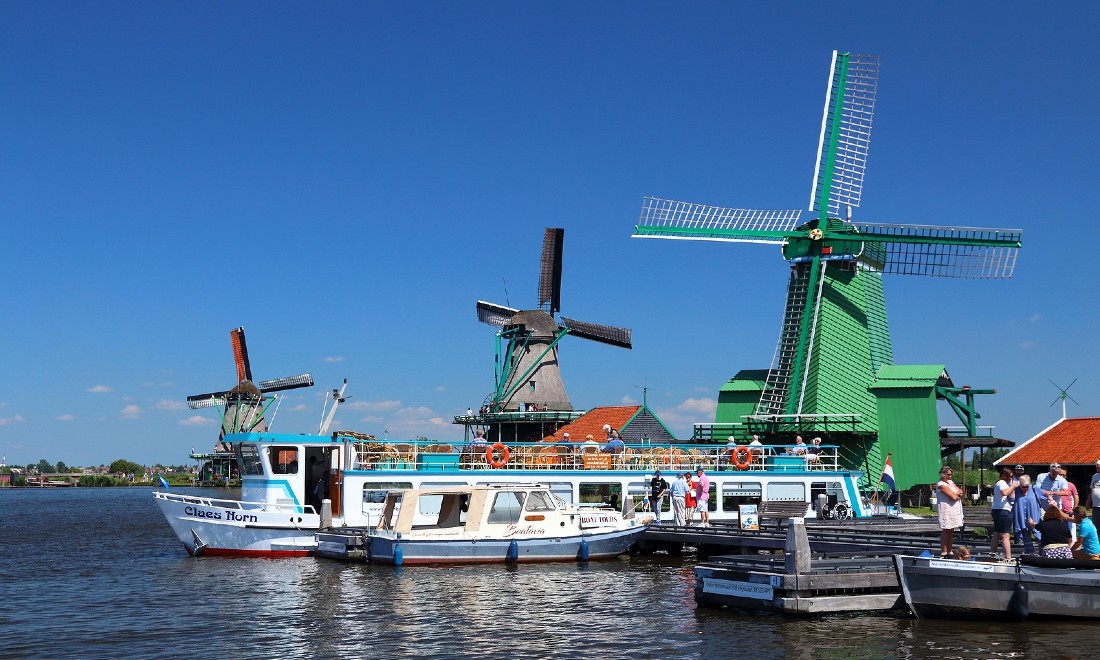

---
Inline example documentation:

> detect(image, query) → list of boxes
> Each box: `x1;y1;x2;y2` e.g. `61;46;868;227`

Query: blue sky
2;3;1097;467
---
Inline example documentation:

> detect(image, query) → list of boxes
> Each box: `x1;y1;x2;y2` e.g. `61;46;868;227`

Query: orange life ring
487;442;510;468
732;446;752;470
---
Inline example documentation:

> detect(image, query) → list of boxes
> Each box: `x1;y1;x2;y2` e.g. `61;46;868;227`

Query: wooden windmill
633;51;1022;484
476;228;632;413
187;326;314;449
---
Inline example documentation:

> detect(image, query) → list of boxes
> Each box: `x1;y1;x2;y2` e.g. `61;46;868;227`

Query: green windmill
632;51;1023;489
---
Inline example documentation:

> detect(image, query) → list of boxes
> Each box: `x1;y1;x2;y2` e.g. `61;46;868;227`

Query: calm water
2;488;1098;659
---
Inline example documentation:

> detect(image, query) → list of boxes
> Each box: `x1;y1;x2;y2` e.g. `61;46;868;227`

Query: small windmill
1049;378;1079;419
633;51;1022;480
187;326;314;448
476;228;632;413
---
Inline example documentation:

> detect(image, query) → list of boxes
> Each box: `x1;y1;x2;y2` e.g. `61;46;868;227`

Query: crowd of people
936;460;1100;561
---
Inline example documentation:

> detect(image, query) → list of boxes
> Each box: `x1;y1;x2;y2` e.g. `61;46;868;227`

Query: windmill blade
847;222;1023;278
258;373;314;393
230;327;252;384
476;300;519;327
809;51;879;218
538;227;564;314
559;317;632;349
186;393;227;410
633;196;803;244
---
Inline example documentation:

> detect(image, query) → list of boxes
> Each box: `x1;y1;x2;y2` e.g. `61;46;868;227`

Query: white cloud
154;400;186;411
1029;314;1042;323
396;406;435;419
87;385;113;393
56;414;75;422
1019;341;1037;349
345;399;402;412
434;386;446;392
324;355;344;363
0;414;26;426
180;416;218;427
120;405;143;419
620;395;637;404
289;404;309;412
677;398;718;414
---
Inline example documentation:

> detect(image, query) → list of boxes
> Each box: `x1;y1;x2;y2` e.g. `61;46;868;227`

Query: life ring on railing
487;442;510;468
732;446;752;470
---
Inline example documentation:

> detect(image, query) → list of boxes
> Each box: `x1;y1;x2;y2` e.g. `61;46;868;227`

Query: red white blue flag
881;454;896;491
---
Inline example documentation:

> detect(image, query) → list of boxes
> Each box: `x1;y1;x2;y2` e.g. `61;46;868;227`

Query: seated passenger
1037;504;1073;559
601;430;625;454
787;436;807;456
805;437;824;462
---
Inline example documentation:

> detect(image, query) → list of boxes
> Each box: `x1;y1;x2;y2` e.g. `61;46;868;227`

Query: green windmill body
633;52;1022;490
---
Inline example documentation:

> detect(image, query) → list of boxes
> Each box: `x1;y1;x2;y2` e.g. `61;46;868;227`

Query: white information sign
701;578;774;600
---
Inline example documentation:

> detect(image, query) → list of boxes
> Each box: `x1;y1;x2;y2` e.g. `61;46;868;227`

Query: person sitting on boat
581;434;600;451
805;437;824;464
1013;474;1043;555
557;432;573;449
1036;504;1073;560
1072;506;1100;560
470;429;487;447
787;436;807;456
955;545;972;561
601;430;624;454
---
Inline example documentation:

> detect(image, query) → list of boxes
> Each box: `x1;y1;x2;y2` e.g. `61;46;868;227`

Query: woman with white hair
935;465;963;558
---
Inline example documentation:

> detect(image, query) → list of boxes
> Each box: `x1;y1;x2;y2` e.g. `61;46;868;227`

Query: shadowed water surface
2;488;1099;658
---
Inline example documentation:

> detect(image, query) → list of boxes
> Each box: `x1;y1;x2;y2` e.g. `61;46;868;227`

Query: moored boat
894;553;1100;620
154;431;871;558
366;483;649;565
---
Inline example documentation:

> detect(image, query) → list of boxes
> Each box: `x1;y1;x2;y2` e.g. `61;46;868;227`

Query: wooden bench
759;500;810;528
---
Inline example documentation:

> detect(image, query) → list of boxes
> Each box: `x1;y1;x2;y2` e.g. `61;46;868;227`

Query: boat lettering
183;506;258;523
579;515;616;525
503;524;545;538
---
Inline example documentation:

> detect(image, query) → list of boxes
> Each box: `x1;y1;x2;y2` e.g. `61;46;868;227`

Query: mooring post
784;517;811;574
321;499;332;529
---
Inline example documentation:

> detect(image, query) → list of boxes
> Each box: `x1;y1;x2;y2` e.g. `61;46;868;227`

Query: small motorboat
367;483;651;565
894;553;1100;620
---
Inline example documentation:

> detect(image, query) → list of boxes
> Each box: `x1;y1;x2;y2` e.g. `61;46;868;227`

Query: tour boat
155;431;871;558
366;483;649;565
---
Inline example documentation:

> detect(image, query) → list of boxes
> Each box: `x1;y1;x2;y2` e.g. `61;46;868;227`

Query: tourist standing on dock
935;466;963;558
1090;460;1100;528
991;467;1017;559
649;470;669;525
1013;474;1042;555
695;468;711;526
670;471;689;526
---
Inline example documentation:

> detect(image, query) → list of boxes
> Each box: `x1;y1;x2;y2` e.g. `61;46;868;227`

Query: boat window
767;481;806;501
270;448;299;474
362;482;413;507
547;483;573;505
580;482;621;508
721;480;762;512
237;444;264;476
626;481;651;514
487;491;526;524
524;491;556;512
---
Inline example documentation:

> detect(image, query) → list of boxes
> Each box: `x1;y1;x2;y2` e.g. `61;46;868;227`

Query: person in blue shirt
1072;506;1100;560
1013;474;1043;555
669;471;690;526
601;429;625;453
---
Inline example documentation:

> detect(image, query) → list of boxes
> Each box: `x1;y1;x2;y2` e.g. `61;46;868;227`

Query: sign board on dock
701;578;773;600
739;504;758;530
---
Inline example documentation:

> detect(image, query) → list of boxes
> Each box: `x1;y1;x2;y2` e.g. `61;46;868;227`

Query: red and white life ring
487;442;510;468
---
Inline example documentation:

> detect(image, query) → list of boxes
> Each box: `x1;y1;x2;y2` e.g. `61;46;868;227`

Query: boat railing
347;440;840;473
153;490;317;515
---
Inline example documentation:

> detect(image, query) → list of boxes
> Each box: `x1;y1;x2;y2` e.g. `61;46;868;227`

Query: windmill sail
559;317;632;349
538;228;564;313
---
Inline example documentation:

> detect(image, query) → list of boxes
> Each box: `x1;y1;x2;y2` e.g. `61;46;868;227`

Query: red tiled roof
998;417;1100;467
542;406;642;443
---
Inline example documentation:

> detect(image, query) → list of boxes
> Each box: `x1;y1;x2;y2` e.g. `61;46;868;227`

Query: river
1;487;1097;658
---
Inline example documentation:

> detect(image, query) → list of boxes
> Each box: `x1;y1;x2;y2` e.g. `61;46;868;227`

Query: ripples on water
3;488;1100;659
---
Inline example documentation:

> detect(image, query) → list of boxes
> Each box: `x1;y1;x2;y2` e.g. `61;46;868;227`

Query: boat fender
507;539;519;563
394;542;404;566
732;446;752;470
487;442;510;468
578;538;589;562
1008;582;1028;621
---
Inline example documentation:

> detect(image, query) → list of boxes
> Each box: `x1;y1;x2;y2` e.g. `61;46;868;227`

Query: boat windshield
237;444;263;476
487;491;526;524
524;490;557;512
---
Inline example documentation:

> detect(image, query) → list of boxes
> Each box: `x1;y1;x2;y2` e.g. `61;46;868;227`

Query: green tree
109;459;143;475
37;459;55;474
56;461;68;473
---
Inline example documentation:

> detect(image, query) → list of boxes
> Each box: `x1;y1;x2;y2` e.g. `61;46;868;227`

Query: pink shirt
696;473;711;500
1062;480;1078;513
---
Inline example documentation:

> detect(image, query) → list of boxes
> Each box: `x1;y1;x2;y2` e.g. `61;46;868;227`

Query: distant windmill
187;327;314;448
1049;378;1079;419
632;51;1022;480
476;228;632;412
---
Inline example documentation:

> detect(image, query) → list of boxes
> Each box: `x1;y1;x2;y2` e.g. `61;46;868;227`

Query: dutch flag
880;454;896;492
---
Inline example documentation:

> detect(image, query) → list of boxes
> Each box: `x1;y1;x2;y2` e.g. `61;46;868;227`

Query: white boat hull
154;492;320;558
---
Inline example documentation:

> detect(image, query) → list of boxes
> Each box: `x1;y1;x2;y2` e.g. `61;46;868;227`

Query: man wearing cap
649;470;669;525
1090;460;1100;527
1037;463;1072;538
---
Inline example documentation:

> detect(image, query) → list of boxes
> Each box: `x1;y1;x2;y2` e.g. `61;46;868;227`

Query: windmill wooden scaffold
632;51;1023;487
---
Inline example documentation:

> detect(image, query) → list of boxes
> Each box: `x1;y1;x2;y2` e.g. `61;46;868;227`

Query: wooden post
784;516;811;574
